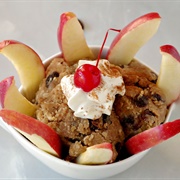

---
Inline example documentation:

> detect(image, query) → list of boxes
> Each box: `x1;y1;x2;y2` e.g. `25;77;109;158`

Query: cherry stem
96;28;121;67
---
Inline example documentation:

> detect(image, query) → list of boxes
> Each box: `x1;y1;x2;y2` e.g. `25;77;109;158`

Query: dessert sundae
0;12;180;165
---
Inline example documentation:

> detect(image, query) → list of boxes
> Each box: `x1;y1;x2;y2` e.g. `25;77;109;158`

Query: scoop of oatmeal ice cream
35;57;125;162
35;57;167;162
114;60;167;139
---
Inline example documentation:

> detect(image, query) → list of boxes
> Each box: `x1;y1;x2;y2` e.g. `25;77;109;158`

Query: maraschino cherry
74;28;121;92
74;64;101;92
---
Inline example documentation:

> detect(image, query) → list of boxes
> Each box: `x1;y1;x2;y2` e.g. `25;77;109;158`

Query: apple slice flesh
0;40;45;101
125;119;180;155
156;45;180;106
76;142;113;165
0;76;36;117
57;12;94;65
0;109;61;157
107;12;161;65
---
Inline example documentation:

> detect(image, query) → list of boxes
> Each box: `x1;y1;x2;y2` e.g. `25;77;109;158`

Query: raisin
89;119;100;131
151;79;157;84
140;109;156;120
153;93;162;101
46;71;59;88
121;115;134;126
135;95;148;107
102;114;112;125
119;65;125;68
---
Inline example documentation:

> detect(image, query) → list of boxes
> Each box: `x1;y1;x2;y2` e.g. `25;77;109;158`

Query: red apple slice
156;45;180;106
57;12;94;65
0;40;45;101
125;119;180;155
0;109;61;157
0;76;36;116
76;142;113;165
107;12;161;65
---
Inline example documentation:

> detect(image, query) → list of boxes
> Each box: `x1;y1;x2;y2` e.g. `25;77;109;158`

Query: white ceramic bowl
0;46;174;179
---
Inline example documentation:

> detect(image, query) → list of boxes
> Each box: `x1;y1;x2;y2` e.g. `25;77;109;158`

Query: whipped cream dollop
60;59;125;120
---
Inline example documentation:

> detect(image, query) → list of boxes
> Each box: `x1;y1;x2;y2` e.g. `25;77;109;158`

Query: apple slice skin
0;109;61;157
157;45;180;105
0;40;45;101
57;12;76;51
160;45;180;62
125;119;180;155
0;76;36;117
0;76;13;108
107;12;161;65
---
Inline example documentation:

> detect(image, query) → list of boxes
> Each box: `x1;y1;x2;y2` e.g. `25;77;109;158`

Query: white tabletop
0;1;180;179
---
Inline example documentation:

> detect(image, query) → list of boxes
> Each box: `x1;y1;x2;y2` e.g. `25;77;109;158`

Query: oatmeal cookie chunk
114;60;167;139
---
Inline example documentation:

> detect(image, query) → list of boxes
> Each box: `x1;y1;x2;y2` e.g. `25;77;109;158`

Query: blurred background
0;1;180;179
